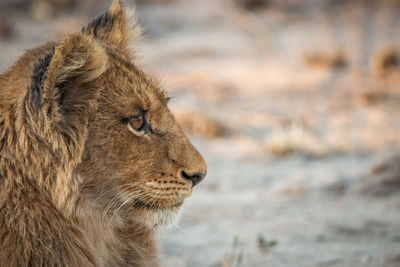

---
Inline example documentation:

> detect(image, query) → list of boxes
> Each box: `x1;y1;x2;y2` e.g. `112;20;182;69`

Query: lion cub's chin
133;204;184;230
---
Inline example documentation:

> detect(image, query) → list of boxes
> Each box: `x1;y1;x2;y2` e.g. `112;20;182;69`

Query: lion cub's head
79;1;207;227
23;0;206;228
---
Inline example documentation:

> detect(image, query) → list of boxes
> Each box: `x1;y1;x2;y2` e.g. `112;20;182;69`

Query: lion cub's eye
123;110;153;135
129;114;145;131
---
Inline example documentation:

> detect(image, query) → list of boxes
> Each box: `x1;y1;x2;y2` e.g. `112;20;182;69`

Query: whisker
103;183;145;217
106;186;150;224
92;181;146;205
108;191;143;225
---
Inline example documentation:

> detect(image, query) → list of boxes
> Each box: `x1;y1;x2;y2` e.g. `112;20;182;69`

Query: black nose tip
181;171;206;186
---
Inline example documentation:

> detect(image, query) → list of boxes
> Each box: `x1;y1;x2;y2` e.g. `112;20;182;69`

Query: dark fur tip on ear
29;47;55;108
82;11;115;40
81;0;140;48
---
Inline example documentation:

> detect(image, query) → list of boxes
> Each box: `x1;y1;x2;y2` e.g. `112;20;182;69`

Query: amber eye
129;113;145;131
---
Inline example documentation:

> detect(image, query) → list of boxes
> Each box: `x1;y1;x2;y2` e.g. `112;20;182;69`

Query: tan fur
0;1;206;266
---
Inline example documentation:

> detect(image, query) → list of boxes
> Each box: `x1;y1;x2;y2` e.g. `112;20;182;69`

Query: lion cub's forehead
104;51;168;112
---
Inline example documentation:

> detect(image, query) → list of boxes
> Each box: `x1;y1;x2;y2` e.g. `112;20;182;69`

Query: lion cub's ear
81;0;140;49
29;33;107;114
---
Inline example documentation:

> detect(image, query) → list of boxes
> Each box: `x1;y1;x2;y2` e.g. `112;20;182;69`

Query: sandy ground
1;0;400;266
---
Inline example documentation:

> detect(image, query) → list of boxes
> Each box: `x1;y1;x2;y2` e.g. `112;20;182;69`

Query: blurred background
1;0;400;266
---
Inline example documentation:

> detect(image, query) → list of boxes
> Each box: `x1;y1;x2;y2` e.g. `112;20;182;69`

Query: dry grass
371;46;399;78
264;117;349;158
174;110;229;138
356;90;387;106
219;236;244;267
303;48;347;69
265;117;309;156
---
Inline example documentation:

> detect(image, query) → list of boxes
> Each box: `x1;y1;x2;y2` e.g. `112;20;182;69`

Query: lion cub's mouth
122;185;190;227
131;200;184;211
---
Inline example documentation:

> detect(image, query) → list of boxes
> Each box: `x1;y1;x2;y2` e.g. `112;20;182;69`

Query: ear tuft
30;48;55;108
109;0;123;14
81;0;141;48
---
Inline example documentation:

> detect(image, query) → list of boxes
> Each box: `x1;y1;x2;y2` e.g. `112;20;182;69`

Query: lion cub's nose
180;170;206;186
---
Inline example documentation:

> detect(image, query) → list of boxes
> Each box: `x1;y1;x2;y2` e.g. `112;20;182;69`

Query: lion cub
0;1;206;266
